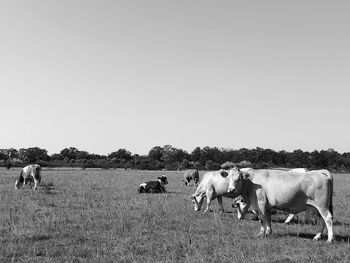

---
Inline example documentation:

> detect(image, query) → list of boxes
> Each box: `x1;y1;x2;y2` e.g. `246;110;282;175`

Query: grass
0;168;349;262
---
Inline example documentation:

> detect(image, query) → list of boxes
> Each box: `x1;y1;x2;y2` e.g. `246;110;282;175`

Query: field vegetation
0;168;349;262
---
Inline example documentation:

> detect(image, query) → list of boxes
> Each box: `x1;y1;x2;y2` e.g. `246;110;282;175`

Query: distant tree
50;153;62;162
221;161;234;169
109;149;133;164
0;151;7;162
148;146;163;161
179;159;190;170
191;147;202;163
19;147;50;163
161;145;189;170
205;160;220;170
60;147;79;161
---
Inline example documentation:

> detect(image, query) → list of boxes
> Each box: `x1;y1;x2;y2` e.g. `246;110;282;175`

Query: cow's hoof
265;230;272;236
256;231;265;237
313;233;322;241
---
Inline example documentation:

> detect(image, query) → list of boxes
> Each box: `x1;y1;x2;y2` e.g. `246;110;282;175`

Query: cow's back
194;170;231;196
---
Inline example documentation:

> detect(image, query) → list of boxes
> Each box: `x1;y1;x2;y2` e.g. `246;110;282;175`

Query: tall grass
0;168;349;262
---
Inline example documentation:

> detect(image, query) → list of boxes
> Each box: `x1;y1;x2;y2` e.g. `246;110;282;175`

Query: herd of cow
138;167;334;243
15;164;334;243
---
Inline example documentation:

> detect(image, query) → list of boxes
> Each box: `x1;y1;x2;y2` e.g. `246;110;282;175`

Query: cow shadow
281;232;350;242
26;234;52;242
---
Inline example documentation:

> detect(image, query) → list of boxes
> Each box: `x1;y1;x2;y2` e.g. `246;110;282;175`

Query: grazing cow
190;169;239;213
183;169;199;186
15;164;42;190
227;167;334;242
138;175;168;193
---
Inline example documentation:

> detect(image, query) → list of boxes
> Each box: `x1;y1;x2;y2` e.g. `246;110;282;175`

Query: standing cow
138;175;168;193
227;167;334;242
232;168;310;224
183;169;199;186
15;164;42;190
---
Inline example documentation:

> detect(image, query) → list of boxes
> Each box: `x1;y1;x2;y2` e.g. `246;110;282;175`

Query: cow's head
227;167;249;193
191;195;204;211
158;175;168;185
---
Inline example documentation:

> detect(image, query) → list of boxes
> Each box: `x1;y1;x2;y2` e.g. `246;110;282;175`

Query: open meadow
0;168;349;263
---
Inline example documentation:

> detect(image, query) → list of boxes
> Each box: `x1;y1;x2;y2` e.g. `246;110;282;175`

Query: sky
1;1;350;155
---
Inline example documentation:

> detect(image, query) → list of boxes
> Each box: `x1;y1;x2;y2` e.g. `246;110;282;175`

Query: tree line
1;145;350;172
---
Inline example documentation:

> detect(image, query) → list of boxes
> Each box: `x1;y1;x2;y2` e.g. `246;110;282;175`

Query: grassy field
0;168;349;263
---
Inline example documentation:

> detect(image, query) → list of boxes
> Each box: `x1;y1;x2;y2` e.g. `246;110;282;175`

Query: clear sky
1;1;349;155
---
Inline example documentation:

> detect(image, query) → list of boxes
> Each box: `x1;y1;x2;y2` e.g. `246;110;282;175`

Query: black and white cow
138;175;168;193
15;164;42;190
183;169;199;186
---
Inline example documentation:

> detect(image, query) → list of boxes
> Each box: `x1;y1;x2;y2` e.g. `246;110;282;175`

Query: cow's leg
217;196;224;213
257;203;267;237
203;188;214;212
264;208;272;235
284;214;295;224
33;178;39;190
313;206;334;242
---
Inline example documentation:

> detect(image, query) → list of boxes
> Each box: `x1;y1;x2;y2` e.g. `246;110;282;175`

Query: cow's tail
35;165;41;182
329;175;333;216
323;170;333;216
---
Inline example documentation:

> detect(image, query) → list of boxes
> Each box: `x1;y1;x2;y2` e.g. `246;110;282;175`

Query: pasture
0;168;349;263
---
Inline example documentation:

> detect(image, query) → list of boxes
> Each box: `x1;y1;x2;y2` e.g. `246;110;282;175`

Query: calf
138;175;168;193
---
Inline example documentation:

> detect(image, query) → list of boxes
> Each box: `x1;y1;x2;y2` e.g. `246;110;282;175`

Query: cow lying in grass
138;175;168;193
15;164;42;190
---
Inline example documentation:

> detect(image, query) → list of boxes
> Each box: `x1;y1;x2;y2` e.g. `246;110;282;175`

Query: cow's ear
237;171;249;180
220;170;228;177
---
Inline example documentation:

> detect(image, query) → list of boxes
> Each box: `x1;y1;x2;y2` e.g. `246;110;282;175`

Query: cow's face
191;195;204;211
158;176;168;185
227;167;243;193
232;197;249;219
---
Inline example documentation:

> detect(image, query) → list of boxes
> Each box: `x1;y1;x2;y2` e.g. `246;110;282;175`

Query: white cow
227;167;334;242
191;169;239;213
15;164;42;190
232;168;310;224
